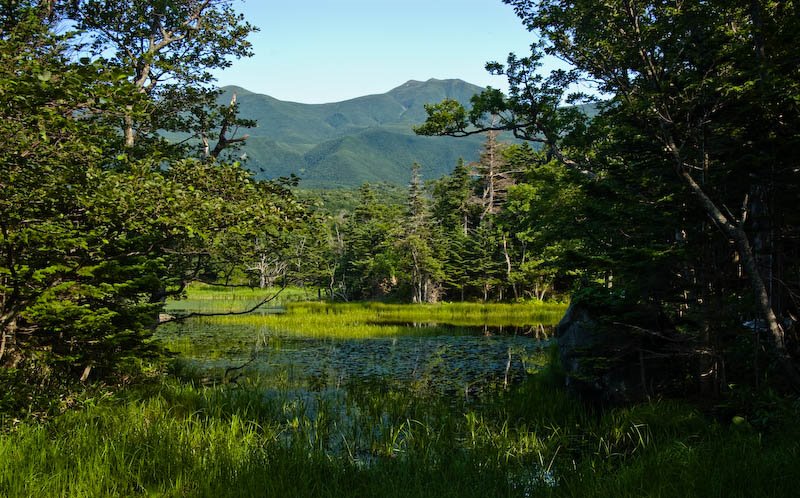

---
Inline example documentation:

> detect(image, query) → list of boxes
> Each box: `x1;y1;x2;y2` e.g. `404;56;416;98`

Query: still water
157;301;555;397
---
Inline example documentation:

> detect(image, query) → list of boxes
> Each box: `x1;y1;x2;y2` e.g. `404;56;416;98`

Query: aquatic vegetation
276;301;568;327
6;286;796;497
164;284;319;315
155;289;564;396
155;293;560;400
169;299;565;339
165;285;566;333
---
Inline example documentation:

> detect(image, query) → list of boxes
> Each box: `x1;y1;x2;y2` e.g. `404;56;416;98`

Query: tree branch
158;284;288;325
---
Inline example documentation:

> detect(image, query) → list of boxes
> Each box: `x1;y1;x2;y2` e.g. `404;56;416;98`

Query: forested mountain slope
214;79;488;187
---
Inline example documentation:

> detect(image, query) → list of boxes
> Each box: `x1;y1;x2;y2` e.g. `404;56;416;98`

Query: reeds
2;374;797;498
202;301;566;339
4;287;797;497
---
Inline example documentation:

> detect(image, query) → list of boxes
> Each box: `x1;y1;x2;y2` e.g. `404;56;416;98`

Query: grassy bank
164;286;567;341
2;368;798;497
207;301;566;339
164;284;318;314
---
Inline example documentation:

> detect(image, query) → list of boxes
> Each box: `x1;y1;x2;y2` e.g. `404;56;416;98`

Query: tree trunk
124;111;135;147
501;234;518;300
0;316;14;364
680;170;800;389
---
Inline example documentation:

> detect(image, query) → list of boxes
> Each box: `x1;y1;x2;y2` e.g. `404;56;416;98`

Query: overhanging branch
158;283;288;325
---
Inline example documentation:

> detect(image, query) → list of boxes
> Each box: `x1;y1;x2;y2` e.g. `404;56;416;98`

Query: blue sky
214;1;537;103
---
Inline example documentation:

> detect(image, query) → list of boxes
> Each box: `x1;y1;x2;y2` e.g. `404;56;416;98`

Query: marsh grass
207;301;566;339
6;288;797;497
2;370;797;498
283;301;568;326
164;285;566;339
154;298;558;400
164;284;316;315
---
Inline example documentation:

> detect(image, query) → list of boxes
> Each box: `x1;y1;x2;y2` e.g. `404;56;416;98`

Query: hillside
215;79;488;187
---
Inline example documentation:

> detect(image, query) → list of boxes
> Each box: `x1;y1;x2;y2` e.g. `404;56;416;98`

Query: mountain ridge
216;78;488;187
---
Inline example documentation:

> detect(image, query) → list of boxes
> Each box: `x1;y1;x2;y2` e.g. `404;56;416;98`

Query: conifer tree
398;164;444;303
0;2;297;383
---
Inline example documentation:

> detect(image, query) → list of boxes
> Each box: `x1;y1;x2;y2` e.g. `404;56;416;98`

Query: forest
2;1;799;497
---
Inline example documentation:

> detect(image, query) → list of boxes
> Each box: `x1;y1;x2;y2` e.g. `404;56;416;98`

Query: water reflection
160;320;553;397
394;322;552;339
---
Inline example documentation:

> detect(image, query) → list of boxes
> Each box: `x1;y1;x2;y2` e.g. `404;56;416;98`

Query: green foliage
6;279;798;498
414;98;471;136
75;0;258;152
0;6;299;384
415;0;800;390
333;184;404;300
426;138;576;302
313;133;579;303
297;184;406;217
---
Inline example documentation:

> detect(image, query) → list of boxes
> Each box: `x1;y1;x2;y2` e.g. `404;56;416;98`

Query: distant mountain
214;79;488;188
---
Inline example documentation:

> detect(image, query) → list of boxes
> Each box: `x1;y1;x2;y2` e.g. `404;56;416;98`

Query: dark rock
557;302;693;404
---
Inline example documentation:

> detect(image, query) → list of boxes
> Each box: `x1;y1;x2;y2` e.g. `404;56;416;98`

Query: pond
156;297;561;400
152;295;567;482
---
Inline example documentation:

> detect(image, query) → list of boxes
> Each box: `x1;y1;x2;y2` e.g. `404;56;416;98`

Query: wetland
2;288;798;498
157;295;563;398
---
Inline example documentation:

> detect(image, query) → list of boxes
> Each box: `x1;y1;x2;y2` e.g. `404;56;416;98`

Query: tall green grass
207;301;566;339
2;370;798;497
287;301;568;325
175;283;316;302
6;285;796;497
164;285;566;339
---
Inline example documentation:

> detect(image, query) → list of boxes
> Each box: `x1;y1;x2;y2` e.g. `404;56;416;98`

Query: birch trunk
680;170;800;389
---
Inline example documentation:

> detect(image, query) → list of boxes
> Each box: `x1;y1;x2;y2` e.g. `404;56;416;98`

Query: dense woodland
2;0;800;445
289;136;572;306
418;0;800;396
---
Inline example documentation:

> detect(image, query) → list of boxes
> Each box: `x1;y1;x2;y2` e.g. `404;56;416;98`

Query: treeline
3;0;800;399
2;1;554;389
273;134;572;304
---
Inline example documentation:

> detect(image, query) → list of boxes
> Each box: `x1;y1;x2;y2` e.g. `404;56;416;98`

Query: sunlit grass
285;301;568;326
42;285;785;496
175;283;316;301
164;284;318;314
168;283;564;320
177;300;566;339
160;283;567;340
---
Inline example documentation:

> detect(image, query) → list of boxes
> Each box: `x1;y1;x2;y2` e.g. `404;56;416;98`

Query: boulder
557;302;692;404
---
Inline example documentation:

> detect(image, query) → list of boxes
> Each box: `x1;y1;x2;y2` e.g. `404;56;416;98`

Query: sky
213;0;537;104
